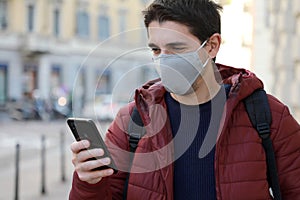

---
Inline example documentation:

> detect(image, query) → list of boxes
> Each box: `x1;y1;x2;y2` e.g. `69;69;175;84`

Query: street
0;119;111;200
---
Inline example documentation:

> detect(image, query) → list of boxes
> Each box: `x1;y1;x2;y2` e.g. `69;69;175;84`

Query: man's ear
205;33;221;58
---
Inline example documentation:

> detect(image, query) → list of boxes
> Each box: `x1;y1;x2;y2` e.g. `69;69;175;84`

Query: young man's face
147;20;207;57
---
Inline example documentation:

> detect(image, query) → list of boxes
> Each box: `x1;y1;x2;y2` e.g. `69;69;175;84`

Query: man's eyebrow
148;43;159;48
148;42;188;48
165;42;188;48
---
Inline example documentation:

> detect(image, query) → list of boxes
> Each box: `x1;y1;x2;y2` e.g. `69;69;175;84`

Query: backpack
123;89;282;200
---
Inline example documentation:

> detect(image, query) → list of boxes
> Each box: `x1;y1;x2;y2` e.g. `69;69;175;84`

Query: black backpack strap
123;106;145;200
244;89;282;200
128;106;145;152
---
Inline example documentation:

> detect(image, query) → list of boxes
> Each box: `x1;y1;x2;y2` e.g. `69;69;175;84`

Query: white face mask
153;40;209;95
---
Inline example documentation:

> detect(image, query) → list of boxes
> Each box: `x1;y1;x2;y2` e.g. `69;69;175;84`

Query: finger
77;157;111;172
70;140;90;154
78;168;114;183
77;148;104;162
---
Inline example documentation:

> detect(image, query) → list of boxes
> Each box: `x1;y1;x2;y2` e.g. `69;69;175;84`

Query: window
96;69;111;94
0;64;7;106
118;10;127;34
264;1;271;28
51;65;62;89
77;69;86;110
27;4;35;32
53;8;60;37
76;11;90;38
98;15;110;40
23;64;37;93
0;0;8;30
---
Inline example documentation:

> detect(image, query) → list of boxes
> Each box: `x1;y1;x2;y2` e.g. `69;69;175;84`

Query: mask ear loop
195;40;208;52
202;56;210;68
195;40;210;68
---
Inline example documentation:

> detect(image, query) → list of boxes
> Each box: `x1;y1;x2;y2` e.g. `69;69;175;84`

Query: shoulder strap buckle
129;132;142;150
256;122;271;139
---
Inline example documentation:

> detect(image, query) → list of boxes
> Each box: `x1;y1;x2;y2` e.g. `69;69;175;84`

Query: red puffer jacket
69;64;300;200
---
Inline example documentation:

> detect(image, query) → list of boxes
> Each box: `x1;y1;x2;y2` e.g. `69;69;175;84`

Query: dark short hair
143;0;223;43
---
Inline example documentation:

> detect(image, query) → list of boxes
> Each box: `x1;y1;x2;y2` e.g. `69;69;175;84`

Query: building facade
217;0;254;70
0;0;155;116
251;0;300;121
1;0;298;120
217;0;300;121
266;0;300;120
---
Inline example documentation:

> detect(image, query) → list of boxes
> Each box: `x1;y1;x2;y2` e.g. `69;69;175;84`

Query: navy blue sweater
165;86;229;200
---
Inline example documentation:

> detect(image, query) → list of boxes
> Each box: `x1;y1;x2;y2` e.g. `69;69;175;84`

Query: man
69;0;300;199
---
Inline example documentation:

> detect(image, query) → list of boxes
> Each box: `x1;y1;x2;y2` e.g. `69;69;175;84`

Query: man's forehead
147;31;199;48
147;21;200;46
148;26;191;38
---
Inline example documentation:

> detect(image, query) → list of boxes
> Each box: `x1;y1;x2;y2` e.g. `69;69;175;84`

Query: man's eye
172;47;185;52
151;48;161;55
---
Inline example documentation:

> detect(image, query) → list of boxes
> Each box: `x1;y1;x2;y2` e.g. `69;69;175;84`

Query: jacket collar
134;64;264;124
217;63;264;100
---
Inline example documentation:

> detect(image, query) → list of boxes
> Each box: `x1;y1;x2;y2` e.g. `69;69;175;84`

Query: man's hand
70;140;114;184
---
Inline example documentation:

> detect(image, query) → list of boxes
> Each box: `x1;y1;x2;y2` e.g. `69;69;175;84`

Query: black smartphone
67;118;118;174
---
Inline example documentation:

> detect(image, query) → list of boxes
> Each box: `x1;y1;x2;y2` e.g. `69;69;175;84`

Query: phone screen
67;118;118;173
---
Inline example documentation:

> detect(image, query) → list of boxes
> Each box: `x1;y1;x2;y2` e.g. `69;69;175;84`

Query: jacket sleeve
69;105;132;200
271;104;300;199
69;172;112;200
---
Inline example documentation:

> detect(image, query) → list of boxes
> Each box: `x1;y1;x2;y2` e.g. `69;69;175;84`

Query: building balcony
19;33;51;56
0;32;23;51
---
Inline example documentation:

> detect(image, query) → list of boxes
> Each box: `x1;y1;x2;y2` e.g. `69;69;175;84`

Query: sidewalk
0;119;74;200
0;110;11;122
